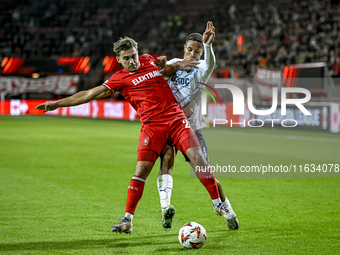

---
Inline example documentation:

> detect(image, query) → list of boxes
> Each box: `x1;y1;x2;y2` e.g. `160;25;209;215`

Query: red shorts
137;116;200;162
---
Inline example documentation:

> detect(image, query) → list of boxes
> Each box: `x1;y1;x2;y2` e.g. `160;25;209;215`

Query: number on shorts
182;119;190;128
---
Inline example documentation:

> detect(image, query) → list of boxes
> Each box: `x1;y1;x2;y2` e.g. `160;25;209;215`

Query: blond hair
113;37;138;56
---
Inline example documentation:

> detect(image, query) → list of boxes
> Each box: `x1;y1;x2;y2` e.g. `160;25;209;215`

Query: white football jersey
166;43;215;130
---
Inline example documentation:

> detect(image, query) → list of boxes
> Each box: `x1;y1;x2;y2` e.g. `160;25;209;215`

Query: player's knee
162;152;174;165
186;147;206;166
160;153;174;174
135;161;154;179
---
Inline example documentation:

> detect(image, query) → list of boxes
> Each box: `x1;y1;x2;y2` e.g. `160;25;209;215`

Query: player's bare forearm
35;91;91;112
155;55;167;70
36;85;111;112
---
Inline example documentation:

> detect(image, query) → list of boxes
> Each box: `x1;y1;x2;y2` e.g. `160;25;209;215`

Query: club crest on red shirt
142;137;149;146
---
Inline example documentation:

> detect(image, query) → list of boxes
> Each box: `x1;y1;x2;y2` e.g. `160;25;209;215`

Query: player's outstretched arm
36;85;111;112
202;21;215;45
201;21;216;82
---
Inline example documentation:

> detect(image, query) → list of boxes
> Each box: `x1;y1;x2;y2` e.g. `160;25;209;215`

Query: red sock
197;165;219;200
125;176;145;215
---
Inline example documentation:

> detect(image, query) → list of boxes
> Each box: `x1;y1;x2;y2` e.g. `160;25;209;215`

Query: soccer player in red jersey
36;37;238;234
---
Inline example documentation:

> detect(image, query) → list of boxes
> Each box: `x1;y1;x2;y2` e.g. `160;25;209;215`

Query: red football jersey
102;54;185;124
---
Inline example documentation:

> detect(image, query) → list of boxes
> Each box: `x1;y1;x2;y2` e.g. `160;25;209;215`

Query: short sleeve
140;54;155;62
102;73;123;92
166;58;182;65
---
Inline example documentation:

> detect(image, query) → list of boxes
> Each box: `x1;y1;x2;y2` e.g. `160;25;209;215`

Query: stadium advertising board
254;105;330;131
0;99;139;121
254;68;283;100
0;75;79;95
330;103;340;133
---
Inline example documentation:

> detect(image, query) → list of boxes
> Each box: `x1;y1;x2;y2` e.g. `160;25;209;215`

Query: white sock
157;174;173;209
124;212;133;221
223;196;233;210
212;198;222;207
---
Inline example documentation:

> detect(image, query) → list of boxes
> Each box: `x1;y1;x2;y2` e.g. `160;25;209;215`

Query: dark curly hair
185;33;203;44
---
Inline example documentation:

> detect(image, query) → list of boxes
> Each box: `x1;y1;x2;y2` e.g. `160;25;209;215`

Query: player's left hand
155;55;167;70
202;21;215;45
175;59;200;71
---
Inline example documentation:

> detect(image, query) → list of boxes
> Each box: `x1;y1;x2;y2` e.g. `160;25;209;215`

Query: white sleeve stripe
166;58;183;65
103;84;114;93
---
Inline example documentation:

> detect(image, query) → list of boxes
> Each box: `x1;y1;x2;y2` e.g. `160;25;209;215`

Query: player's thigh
168;117;200;155
135;161;155;179
137;123;168;162
185;146;207;167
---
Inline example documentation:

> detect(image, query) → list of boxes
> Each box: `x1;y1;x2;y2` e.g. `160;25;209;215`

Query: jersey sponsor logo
175;77;190;86
142;137;149;146
170;70;190;86
132;70;162;86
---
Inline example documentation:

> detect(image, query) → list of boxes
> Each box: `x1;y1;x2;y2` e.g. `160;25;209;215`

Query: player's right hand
36;101;58;112
155;55;167;70
203;21;215;45
176;60;200;71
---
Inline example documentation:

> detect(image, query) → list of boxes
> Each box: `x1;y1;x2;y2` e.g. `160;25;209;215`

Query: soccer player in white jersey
157;21;239;230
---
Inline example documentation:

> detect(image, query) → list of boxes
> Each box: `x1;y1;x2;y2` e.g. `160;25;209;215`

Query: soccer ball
178;222;207;249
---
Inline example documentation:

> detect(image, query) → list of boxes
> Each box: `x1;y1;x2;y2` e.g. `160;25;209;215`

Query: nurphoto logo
201;83;312;128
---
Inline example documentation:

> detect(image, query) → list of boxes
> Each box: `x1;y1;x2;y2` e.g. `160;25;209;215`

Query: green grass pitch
0;115;339;254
